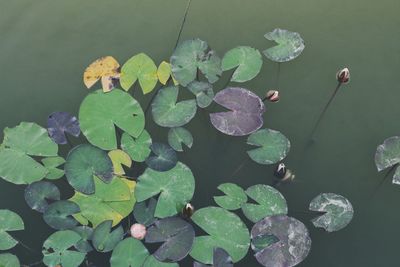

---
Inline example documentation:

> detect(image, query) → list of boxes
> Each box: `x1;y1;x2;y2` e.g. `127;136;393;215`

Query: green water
1;0;400;266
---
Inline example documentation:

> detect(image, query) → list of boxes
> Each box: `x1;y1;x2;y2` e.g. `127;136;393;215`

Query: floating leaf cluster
0;30;354;267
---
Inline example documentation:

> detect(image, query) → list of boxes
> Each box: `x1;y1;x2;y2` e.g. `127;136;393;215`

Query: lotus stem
309;81;342;140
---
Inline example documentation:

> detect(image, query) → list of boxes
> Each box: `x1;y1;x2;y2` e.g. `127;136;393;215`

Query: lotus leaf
120;53;158;94
247;129;290;165
190;207;250;264
187;81;214;108
263;29;305;62
43;200;80;230
121;130;152;162
108;149;132;176
151;86;197;127
42;156;65;180
213;183;247;211
145;143;178;172
210;87;265;136
110;238;149;267
133;198;157;226
79;89;145;150
375;136;400;184
47;111;80;145
157;61;178;85
92;220;124;252
135;162;195;218
170;39;222;86
73;226;94;253
222;46;263;82
168;127;193;152
0;210;24;250
0;253;20;267
83;56;120;91
194;247;233;267
24;181;60;213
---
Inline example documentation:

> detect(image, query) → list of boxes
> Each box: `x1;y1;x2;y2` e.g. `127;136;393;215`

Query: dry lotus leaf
83;56;120;91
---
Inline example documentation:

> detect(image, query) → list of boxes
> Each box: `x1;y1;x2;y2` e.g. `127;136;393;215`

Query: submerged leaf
92;220;124;252
42;156;65;180
120;53;158;94
241;184;288;223
213;183;247;210
375;136;400;184
42;230;86;267
64;144;114;194
24;181;60;213
47;112;80;145
0;253;20;267
83;56;120;91
251;215;311;267
43;200;80;230
135;162;195;218
152;86;197;128
0;210;24;250
263;28;305;62
133;198;157;226
145;143;178;172
70;176;136;227
210;87;265;136
108;149;132;176
190;207;250;264
171;39;222;86
145;216;195;262
121;130;152;163
187;81;214;108
79;89;145;150
247;129;290;165
309;193;354;232
222;46;263;82
168;127;193;152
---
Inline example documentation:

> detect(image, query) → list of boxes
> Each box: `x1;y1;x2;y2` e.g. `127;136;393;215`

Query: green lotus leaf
64;144;114;194
92;220;124;252
43;200;80;230
70;176;136;227
187;81;214;108
42;156;65;180
42;230;86;267
145;143;178;172
79;89;145;150
171;39;222;86
168;127;193;152
2;122;58;156
190;206;250;264
375;136;400;184
145;217;195;262
120;53;158;94
247;129;291;165
133;198;157;226
263;28;305;62
110;238;149;267
213;183;247;211
151;86;197;127
24;181;61;213
142;255;179;267
221;46;263;82
0;253;20;267
241;184;288;223
72;226;94;253
121;130;152;162
0;148;48;184
135;162;195;218
157;61;178;86
309;193;354;232
0;210;24;250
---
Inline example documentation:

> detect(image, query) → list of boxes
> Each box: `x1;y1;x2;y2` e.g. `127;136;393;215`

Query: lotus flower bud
336;67;350;84
274;163;287;179
182;203;195;218
130;223;146;240
266;90;280;102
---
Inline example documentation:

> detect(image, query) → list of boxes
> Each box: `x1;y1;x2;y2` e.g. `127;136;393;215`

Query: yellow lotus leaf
83;56;120;91
108;149;132;176
157;61;179;86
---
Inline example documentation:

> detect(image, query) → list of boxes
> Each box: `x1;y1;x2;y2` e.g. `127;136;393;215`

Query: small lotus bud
266;90;280;102
130;223;146;240
182;203;195;218
274;163;287;179
336;67;350;84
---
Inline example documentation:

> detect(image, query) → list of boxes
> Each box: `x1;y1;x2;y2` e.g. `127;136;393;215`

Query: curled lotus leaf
47;111;80;145
375;136;400;184
309;193;354;232
247;129;290;165
64;144;114;194
0;210;24;250
251;215;311;267
79;89;145;150
263;28;305;62
222;46;263;82
24;181;61;213
83;56;120;91
170;38;222;86
145;216;195;262
210;87;265;136
151;86;197;128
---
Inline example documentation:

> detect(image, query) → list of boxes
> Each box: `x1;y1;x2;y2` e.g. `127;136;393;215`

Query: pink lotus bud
130;223;146;240
336;67;350;83
266;90;280;102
